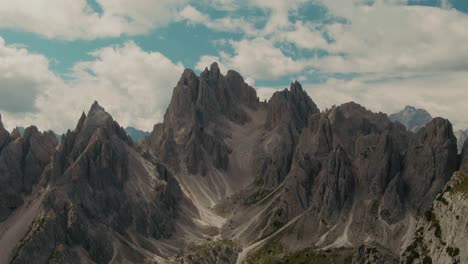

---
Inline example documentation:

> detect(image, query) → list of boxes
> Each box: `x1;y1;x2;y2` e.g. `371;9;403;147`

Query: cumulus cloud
0;39;184;132
311;1;468;74
196;38;310;81
0;37;62;116
0;0;186;40
179;5;258;35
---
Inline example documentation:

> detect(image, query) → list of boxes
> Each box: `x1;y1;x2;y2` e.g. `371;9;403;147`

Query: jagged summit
2;65;468;263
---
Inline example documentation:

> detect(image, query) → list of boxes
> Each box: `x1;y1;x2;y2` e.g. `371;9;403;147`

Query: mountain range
390;105;468;153
0;63;467;264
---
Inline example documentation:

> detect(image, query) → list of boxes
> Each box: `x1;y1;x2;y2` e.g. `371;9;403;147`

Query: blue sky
0;0;468;132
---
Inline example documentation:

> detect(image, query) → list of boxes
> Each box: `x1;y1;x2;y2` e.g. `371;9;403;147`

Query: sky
0;0;468;133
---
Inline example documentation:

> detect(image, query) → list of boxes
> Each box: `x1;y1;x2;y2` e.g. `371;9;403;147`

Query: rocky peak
10;127;21;141
55;102;131;178
265;81;319;130
148;63;260;175
402;117;458;211
77;101;129;144
0;123;58;221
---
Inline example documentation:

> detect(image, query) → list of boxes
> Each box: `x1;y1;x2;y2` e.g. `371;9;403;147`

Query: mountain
454;129;468;153
125;126;150;142
0;63;467;264
389;105;433;132
14;126;61;141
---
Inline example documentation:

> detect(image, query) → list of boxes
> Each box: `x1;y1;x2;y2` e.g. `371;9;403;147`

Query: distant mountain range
125;126;150;142
390;106;467;152
389;105;433;132
1;63;467;263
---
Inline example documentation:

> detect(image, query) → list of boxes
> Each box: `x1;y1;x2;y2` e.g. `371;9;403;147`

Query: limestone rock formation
401;172;468;264
0;121;58;221
7;102;181;264
143;62;259;176
1;65;467;264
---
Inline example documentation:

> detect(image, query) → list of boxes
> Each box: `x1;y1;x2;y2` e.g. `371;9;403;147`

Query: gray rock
0;114;10;151
9;102;181;264
389;105;432;132
0;123;58;221
143;62;259;175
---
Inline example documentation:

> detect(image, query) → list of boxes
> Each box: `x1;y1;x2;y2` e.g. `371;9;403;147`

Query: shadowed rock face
0;114;10;151
0;119;58;221
255;81;320;188
143;63;260;175
8;102;181;264
221;102;458;257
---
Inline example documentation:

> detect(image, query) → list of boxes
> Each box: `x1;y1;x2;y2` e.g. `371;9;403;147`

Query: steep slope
401;171;468;264
0;117;58;221
223;106;457;262
6;103;181;264
389;106;432;132
139;65;458;263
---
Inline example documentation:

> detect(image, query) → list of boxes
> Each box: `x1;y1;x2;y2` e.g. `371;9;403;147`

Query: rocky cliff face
223;102;457;258
1;64;466;264
0;116;58;222
143;63;259;176
389;106;433;133
401;172;468;264
6;102;181;264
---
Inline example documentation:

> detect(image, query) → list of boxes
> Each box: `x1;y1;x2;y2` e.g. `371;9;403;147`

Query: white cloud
256;71;468;130
0;37;63;117
196;38;310;81
67;41;184;131
0;0;186;40
179;5;258;35
0;39;184;132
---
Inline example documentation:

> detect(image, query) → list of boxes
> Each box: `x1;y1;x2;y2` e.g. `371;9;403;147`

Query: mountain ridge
0;63;466;264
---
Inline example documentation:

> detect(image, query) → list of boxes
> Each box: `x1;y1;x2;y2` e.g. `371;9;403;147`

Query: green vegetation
435;194;449;206
446;246;460;257
452;172;468;195
422;256;433;264
246;243;354;264
10;209;57;262
403;227;425;263
48;244;65;263
243;190;271;206
424;208;442;239
180;239;240;263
